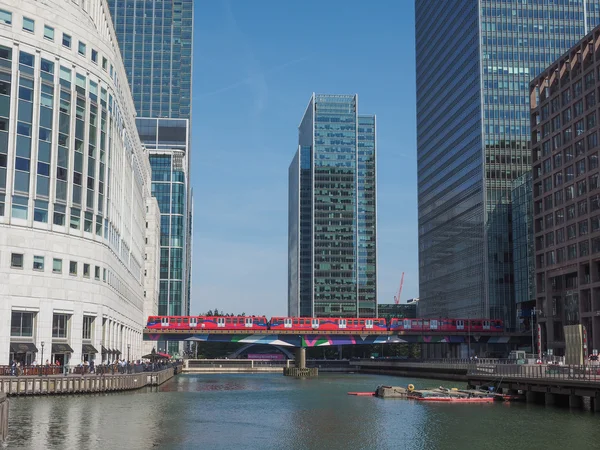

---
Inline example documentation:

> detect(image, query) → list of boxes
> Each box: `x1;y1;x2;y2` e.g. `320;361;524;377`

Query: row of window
11;310;137;352
8;250;142;311
10;252;106;279
0;8;112;73
11;311;92;340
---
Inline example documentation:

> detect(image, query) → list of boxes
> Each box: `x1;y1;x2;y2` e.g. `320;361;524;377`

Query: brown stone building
531;26;600;356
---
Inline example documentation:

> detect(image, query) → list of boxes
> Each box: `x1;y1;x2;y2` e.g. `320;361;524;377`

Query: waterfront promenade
0;363;181;396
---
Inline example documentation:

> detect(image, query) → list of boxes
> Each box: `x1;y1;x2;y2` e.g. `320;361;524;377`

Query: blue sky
190;0;417;315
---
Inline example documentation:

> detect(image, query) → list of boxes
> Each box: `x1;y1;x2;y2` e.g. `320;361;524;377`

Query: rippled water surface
7;373;600;449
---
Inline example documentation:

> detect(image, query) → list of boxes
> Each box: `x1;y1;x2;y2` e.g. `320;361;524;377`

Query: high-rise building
531;25;600;355
0;0;159;365
511;172;536;333
415;0;600;329
288;94;377;318
107;1;194;348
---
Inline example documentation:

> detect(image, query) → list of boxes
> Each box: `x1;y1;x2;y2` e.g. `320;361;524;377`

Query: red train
146;316;504;333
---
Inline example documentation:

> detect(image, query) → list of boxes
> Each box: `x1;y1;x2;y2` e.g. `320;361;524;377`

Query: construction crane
394;272;405;305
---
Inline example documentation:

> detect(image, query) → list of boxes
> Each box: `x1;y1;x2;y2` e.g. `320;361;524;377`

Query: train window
198;318;203;323
176;318;182;324
294;319;298;325
359;320;364;325
183;318;188;323
451;320;456;326
412;320;418;326
170;318;176;323
423;320;429;326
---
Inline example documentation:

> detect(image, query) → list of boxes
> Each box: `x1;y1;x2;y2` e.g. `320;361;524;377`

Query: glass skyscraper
108;1;194;342
415;0;600;329
511;172;535;332
288;94;377;318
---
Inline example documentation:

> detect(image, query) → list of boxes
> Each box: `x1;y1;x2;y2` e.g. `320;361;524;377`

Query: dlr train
146;316;504;333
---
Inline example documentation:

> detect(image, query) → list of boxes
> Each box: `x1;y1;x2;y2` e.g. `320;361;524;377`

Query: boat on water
408;387;495;403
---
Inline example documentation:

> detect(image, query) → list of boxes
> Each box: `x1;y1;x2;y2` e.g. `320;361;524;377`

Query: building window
53;204;66;226
91;49;98;63
69;261;77;276
52;258;62;274
52;314;68;338
78;41;86;56
33;255;44;271
11;311;33;337
82;316;94;340
22;17;34;33
44;25;54;40
11;253;23;268
0;9;11;25
102;57;107;70
102;268;106;282
94;266;100;280
83;263;90;278
62;33;71;48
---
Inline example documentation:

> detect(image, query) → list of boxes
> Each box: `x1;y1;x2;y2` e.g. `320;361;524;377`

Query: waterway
5;372;600;449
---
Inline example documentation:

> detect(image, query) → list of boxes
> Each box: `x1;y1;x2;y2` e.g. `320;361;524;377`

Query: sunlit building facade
108;0;194;352
289;94;377;318
416;0;600;329
0;0;158;366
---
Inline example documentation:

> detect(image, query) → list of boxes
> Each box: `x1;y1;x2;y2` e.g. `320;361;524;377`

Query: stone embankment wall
0;393;7;442
0;368;175;397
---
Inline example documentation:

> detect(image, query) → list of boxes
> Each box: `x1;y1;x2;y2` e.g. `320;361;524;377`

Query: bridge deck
143;328;525;336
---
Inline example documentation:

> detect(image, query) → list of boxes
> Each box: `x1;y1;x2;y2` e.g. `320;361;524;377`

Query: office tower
288;94;377;318
108;1;194;344
0;0;158;365
415;0;600;329
531;25;600;355
511;173;536;333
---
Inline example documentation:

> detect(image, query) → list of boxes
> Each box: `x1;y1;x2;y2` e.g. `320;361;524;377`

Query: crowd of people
4;358;176;376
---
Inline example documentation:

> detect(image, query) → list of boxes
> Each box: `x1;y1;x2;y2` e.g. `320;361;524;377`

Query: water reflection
7;374;600;449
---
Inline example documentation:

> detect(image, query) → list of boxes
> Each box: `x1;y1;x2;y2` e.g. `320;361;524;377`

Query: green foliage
200;310;246;317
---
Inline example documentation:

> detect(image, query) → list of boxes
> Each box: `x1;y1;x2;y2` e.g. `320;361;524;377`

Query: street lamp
40;341;45;376
127;344;131;373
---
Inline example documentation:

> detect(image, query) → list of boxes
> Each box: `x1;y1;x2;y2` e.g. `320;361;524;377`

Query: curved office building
0;0;157;366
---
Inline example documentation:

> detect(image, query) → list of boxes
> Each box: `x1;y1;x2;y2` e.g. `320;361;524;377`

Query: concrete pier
0;393;7;443
283;349;317;377
295;348;306;369
569;394;583;409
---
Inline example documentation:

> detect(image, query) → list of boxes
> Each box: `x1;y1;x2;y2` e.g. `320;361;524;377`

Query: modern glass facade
511;172;535;332
288;94;377;318
377;304;417;323
107;0;193;119
108;0;193;341
416;0;600;329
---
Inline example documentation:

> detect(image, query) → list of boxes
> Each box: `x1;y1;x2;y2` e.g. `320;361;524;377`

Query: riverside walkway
0;363;181;396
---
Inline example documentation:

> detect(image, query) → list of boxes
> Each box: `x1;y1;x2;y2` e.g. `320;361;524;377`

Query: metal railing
468;363;600;382
0;361;182;377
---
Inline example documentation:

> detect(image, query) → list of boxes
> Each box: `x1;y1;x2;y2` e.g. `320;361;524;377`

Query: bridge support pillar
569;395;583;409
295;348;306;369
545;393;556;406
592;395;600;412
526;391;539;404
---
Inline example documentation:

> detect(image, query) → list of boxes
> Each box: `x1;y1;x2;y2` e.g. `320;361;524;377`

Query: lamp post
127;344;131;373
40;341;45;376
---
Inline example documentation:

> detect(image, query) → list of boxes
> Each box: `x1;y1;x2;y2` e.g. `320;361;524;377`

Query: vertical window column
0;45;12;201
56;66;72;206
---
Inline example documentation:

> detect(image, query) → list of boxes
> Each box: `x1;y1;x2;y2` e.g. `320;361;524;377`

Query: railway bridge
143;329;530;373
